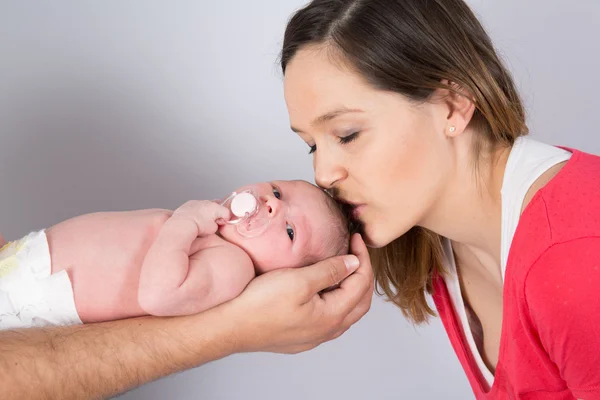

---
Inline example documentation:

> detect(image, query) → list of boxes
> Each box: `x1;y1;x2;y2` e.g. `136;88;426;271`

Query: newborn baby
0;180;353;329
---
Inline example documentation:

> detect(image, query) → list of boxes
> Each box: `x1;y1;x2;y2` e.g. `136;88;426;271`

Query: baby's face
218;180;335;274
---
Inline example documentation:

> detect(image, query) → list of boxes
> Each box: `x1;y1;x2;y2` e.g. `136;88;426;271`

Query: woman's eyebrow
291;108;364;133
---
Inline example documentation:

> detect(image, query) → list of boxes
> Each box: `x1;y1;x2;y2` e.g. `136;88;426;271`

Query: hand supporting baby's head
218;180;359;274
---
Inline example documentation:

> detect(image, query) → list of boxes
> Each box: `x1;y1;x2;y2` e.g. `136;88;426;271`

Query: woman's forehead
284;49;371;105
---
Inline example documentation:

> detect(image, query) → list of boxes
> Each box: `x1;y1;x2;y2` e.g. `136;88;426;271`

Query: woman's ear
441;80;476;138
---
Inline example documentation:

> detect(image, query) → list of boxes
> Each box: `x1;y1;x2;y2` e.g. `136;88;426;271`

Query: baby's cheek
247;235;282;272
218;225;258;257
217;225;237;243
218;227;290;272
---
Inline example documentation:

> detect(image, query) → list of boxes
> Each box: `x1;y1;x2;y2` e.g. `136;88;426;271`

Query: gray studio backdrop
1;1;599;399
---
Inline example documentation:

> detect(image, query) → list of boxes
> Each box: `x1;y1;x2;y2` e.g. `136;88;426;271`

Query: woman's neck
420;138;512;282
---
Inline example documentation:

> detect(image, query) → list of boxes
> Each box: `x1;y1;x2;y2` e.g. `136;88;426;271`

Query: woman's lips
337;197;366;219
351;204;366;219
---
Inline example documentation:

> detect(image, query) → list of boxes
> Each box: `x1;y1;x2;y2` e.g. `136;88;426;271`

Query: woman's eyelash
307;132;359;155
339;132;360;144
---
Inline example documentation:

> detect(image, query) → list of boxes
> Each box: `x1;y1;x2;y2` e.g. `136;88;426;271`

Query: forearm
139;200;230;297
0;305;239;400
140;218;196;291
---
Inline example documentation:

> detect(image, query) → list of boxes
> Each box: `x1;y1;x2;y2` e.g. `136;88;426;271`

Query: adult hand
227;233;374;354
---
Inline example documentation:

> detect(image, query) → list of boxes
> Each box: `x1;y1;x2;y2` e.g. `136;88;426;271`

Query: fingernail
344;255;359;272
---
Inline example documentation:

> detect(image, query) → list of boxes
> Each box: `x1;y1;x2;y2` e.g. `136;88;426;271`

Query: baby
0;180;355;329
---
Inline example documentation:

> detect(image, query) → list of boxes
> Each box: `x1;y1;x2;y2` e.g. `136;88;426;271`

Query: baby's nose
262;195;281;217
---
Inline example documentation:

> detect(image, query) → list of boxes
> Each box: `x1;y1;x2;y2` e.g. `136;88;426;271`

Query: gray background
1;1;598;399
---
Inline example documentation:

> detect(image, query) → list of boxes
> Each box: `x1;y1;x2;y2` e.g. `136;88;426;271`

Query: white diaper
0;230;82;330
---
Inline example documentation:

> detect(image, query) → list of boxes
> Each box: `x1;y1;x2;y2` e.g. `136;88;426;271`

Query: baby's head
218;180;357;274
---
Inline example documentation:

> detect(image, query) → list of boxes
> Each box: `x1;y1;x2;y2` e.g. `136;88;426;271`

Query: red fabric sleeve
525;237;600;399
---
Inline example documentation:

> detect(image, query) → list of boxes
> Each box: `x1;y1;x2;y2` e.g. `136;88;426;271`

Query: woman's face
283;46;456;248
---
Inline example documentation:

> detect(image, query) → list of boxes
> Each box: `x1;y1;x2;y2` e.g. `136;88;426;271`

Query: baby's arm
138;200;254;316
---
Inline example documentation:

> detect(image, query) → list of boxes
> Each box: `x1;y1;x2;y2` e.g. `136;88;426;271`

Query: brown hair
280;0;528;323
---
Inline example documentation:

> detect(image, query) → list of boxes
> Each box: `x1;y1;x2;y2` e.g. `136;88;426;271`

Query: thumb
300;254;360;296
209;203;232;224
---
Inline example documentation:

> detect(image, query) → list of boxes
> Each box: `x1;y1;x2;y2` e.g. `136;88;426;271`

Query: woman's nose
314;148;346;190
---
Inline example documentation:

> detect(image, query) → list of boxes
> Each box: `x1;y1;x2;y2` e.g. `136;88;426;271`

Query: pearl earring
449;126;456;133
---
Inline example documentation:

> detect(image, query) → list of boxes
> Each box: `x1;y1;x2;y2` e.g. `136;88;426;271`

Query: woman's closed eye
307;131;361;155
339;131;360;145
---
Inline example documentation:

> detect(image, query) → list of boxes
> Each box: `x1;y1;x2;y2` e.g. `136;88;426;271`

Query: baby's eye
286;223;294;241
273;186;281;199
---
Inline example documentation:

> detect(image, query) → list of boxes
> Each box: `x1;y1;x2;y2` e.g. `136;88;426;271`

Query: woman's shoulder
521;235;600;395
507;147;600;284
515;146;600;242
550;145;600;187
537;147;600;240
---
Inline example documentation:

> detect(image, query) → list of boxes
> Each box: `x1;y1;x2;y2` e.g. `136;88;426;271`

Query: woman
280;0;600;399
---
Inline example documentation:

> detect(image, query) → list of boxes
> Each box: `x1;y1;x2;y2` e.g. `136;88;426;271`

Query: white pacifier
230;192;257;219
219;189;273;238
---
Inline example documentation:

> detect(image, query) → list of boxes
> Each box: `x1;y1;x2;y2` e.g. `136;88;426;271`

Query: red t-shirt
433;148;600;399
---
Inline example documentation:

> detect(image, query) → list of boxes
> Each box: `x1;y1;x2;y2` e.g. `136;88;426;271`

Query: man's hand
227;233;374;354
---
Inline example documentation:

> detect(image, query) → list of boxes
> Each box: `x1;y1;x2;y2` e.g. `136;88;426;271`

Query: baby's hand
170;200;231;238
